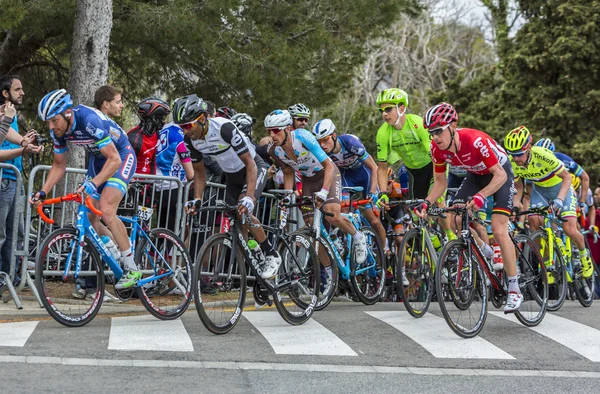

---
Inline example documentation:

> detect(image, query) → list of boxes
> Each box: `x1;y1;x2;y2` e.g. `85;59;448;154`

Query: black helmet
172;94;209;124
137;97;170;120
216;106;237;119
231;113;254;138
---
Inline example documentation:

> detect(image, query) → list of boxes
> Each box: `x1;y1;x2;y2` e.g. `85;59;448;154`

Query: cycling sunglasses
267;127;286;135
294;117;309;123
428;124;450;138
318;135;332;143
180;114;205;130
378;106;395;114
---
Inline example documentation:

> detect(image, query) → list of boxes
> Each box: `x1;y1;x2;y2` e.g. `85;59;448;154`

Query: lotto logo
473;137;490;158
121;153;135;179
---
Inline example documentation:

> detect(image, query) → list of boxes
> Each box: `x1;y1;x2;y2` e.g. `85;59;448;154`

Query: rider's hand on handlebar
29;191;46;207
237;195;255;215
414;200;430;219
185;198;202;214
466;193;485;211
376;192;389;210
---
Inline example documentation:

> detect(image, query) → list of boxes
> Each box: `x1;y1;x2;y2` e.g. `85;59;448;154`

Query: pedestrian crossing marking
108;315;194;352
0;321;38;347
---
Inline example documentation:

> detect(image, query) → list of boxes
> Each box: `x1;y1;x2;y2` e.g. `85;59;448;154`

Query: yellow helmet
504;126;532;153
571;173;581;191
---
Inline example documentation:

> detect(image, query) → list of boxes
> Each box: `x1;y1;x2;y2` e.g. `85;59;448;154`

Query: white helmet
264;109;292;128
231;113;253;137
288;103;310;118
312;119;336;139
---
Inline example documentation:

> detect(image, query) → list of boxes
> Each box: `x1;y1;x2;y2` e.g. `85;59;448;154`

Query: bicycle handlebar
37;193;102;224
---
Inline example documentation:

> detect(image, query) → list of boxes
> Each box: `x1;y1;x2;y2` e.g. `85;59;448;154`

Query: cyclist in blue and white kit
265;110;368;265
312;118;387;248
30;89;141;289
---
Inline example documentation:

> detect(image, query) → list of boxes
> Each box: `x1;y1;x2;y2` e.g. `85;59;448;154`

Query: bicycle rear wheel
530;231;566;311
272;231;319;324
35;228;104;327
351;226;385;305
574;238;595;307
135;228;193;320
398;228;434;317
513;234;548;327
193;233;247;334
436;239;487;339
299;229;339;311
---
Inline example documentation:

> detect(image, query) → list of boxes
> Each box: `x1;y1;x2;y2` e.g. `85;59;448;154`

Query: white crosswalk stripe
243;311;358;356
491;312;600;362
108;315;194;352
366;311;514;359
0;321;38;347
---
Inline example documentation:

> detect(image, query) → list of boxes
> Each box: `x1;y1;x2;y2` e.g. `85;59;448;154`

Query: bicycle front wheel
530;231;566;311
574;238;596;307
398;228;434;318
513;234;548;327
436;239;487;339
135;228;193;320
193;233;247;334
351;226;385;305
35;228;104;327
273;231;320;325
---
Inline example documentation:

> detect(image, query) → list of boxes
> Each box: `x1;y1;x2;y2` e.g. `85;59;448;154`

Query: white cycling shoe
260;253;282;279
354;235;368;265
504;291;523;313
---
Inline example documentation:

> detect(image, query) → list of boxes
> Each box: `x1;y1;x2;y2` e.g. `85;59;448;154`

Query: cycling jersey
328;134;368;171
375;114;431;169
554;152;583;177
510;146;565;187
184;117;255;174
155;123;191;190
268;129;328;177
431;128;507;176
127;125;158;175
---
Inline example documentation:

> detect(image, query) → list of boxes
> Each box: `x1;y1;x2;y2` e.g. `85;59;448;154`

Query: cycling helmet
535;138;555;152
504;126;532;153
38;89;73;121
172;94;209;124
137;97;170;120
423;103;458;129
376;88;409;107
231;113;254;138
288;103;311;118
571;173;581;191
216;106;237;119
312;119;336;139
264;109;293;128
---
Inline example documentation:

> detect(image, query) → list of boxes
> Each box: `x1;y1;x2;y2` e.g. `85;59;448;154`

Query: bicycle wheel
513;234;548;326
436;239;487;339
398;228;434;317
351;226;385;305
193;233;247;334
299;229;339;311
135;228;193;320
574;238;595;307
35;228;104;327
273;231;320;325
530;231;567;311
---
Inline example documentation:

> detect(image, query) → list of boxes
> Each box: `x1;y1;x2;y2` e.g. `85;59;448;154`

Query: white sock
353;231;364;242
325;265;332;279
121;248;137;271
507;275;519;294
481;243;494;261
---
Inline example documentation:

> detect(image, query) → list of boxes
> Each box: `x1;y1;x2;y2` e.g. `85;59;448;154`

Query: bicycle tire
35;227;104;327
435;239;487;339
298;229;339;311
574;238;595;307
273;231;320;325
351;226;385;305
135;228;193;320
530;230;567;311
513;234;548;327
193;233;246;334
397;228;434;317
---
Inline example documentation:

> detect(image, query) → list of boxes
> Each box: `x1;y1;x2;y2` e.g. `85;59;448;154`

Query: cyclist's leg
561;186;594;276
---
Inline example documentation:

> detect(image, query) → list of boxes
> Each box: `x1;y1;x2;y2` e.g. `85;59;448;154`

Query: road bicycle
35;192;192;327
192;191;319;334
435;205;548;338
301;187;385;310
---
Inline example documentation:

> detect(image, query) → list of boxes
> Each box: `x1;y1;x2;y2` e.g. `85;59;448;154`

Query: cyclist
416;103;523;313
30;89;141;289
172;95;281;279
312;118;387;249
265;109;368;265
127;97;171;175
215;106;237;119
506;127;594;279
288;103;311;130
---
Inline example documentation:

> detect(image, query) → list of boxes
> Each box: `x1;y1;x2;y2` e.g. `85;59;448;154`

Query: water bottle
247;239;265;263
430;233;441;250
101;236;121;262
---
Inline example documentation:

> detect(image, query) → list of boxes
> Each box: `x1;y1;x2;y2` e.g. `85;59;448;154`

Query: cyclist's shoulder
530;146;560;163
161;122;184;139
376;122;393;137
293;128;318;145
404;113;425;129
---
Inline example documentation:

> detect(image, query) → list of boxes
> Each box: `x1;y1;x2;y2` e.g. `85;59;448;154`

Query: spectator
0;75;41;288
591;186;600;298
94;85;124;118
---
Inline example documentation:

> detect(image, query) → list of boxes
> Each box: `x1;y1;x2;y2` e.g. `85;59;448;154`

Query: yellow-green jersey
375;114;431;169
510;146;565;187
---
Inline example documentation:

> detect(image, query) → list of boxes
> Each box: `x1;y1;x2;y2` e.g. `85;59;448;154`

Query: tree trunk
63;0;113;220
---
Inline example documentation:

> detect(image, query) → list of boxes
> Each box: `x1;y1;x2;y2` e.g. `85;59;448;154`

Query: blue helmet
535;138;555;152
38;89;73;121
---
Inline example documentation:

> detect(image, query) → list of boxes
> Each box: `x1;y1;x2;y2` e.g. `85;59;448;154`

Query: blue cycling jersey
554;152;583;177
156;123;191;190
269;129;329;177
50;105;132;158
327;134;368;171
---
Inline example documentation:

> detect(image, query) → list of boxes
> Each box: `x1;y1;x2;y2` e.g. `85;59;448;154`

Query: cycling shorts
85;149;137;199
341;165;374;208
529;183;576;219
301;165;342;218
450;160;515;217
406;162;433;199
224;155;268;206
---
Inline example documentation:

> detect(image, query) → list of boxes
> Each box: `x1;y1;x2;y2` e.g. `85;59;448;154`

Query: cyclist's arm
580;169;590;203
175;139;194;181
93;142;123;187
364;155;379;194
425;170;448;205
282;165;295;190
239;151;257;201
478;162;506;198
321;158;334;194
414;119;431;154
514;177;524;209
192;161;206;199
41;152;67;194
589;204;596;228
375;127;389;191
556;168;572;201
